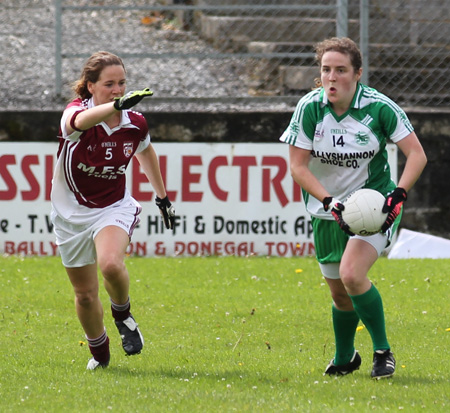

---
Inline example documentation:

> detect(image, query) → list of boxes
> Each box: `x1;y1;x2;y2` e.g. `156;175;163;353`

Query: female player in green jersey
280;37;427;379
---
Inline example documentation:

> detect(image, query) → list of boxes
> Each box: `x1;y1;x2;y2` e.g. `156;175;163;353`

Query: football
341;189;388;236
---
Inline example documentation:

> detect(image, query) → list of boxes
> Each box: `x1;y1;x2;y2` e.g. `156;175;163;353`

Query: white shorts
319;231;390;280
51;199;142;268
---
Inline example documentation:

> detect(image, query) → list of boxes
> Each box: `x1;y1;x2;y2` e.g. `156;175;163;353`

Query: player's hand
381;187;407;232
155;195;175;230
113;88;153;110
323;196;355;236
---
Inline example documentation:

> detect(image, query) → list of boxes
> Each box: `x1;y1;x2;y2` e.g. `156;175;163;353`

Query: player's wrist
113;99;122;111
322;196;333;211
394;187;407;201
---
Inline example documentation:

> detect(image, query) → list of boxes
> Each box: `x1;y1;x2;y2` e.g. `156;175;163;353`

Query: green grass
1;255;450;412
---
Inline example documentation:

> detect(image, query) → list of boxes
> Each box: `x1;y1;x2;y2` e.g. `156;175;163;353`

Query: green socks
350;284;390;352
332;305;360;365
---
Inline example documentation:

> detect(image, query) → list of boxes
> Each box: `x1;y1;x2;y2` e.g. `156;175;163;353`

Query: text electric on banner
0;143;397;257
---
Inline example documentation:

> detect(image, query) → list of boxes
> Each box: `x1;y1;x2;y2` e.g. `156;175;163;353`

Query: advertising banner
0;142;397;257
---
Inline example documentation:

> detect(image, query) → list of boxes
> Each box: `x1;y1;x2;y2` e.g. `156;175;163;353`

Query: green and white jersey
280;83;414;219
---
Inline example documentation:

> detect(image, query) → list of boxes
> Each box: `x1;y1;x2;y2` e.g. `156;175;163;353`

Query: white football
341;189;388;236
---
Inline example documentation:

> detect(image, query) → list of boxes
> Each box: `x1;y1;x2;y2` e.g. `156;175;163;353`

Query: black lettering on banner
28;214;38;233
0;219;8;233
213;216;287;235
194;216;205;234
294;216;313;237
45;215;54;233
147;215;164;235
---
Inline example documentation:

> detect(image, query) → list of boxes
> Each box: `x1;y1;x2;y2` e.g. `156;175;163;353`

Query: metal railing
54;0;450;108
54;0;349;106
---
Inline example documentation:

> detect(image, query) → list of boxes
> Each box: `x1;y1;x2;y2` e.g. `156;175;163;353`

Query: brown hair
313;37;362;88
72;51;126;100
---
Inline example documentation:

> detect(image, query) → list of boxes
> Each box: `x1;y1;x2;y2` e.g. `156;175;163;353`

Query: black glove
323;196;355;236
113;88;153;110
155;196;175;230
381;187;407;232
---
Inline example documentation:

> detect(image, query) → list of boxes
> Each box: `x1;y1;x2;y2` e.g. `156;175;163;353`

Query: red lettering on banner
4;241;58;256
265;241;315;256
208;156;228;201
174;241;256;256
119;152;300;206
0;147;301;205
0;154;55;201
21;155;40;201
232;156;257;202
0;154;17;200
45;155;53;201
153;241;166;256
183;156;203;201
262;156;289;207
131;156;177;201
126;242;147;256
4;242;14;254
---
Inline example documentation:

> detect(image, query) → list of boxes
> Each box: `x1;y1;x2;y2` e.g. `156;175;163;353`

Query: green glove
113;88;153;110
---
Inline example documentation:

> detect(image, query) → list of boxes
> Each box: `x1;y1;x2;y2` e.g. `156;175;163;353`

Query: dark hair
72;51;126;100
313;37;362;88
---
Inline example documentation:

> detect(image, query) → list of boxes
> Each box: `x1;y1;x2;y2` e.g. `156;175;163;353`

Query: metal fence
55;0;450;108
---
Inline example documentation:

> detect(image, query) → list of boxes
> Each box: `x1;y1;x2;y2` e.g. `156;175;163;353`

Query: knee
339;261;359;289
98;256;124;280
75;289;97;308
331;289;352;309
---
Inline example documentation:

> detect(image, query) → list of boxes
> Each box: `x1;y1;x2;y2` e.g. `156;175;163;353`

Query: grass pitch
1;255;450;412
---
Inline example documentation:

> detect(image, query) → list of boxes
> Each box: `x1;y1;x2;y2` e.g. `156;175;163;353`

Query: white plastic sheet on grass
388;229;450;259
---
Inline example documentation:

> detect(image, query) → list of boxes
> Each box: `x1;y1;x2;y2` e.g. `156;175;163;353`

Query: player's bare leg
95;225;144;355
66;263;110;369
325;277;353;311
94;225;130;305
66;263;104;339
339;238;376;296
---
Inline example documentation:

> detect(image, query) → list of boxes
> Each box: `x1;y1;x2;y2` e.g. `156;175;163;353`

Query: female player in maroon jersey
51;51;175;370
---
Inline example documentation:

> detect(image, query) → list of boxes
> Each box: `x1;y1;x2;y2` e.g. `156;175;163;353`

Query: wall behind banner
0;142;397;257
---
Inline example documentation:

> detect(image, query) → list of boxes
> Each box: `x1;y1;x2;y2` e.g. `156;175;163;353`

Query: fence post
359;0;369;85
55;0;62;96
336;0;348;37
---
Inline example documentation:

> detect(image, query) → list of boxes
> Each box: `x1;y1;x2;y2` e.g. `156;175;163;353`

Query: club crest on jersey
123;142;134;157
355;132;369;145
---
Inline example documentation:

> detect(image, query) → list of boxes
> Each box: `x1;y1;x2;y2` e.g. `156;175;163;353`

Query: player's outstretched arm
66;88;154;134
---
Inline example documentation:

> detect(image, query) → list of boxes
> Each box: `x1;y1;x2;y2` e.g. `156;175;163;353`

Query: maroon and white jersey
51;97;150;221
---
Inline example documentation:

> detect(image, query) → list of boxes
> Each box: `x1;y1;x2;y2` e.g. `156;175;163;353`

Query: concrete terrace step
193;0;337;18
369;67;450;91
247;42;450;68
195;0;334;4
199;16;346;46
198;15;429;48
278;65;450;95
